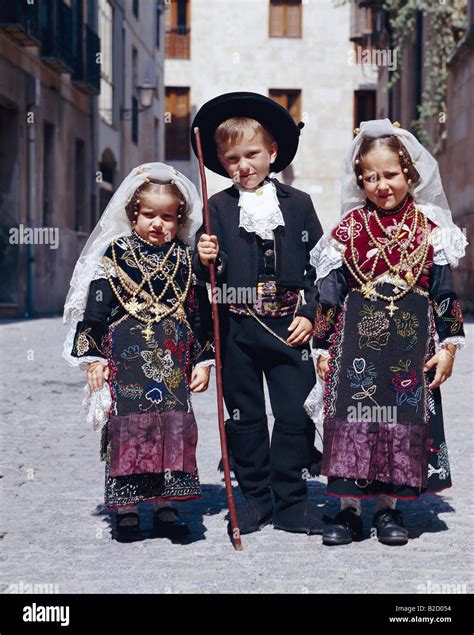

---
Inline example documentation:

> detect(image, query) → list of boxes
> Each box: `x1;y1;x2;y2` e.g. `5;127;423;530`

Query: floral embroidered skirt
101;314;201;508
322;285;452;499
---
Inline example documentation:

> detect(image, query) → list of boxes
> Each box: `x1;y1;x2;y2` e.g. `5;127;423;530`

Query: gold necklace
343;212;430;316
105;239;193;341
362;208;421;284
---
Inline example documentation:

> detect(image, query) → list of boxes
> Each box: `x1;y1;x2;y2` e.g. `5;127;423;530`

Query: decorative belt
229;280;300;318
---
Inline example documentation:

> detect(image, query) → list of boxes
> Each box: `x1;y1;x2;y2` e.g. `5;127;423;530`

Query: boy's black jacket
193;178;323;322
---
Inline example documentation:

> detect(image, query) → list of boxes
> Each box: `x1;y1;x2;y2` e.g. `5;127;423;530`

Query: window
98;149;116;215
131;47;138;144
165;87;190;161
353;89;376;130
132;96;139;145
165;0;190;59
269;89;302;124
42;122;55;226
269;0;302;38
74;139;87;232
133;0;139;19
98;0;113;125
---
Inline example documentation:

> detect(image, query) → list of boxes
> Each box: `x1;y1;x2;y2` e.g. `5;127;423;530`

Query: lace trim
194;359;215;369
436;336;466;350
82;382;112;431
311;348;331;360
237;180;284;239
311;236;345;282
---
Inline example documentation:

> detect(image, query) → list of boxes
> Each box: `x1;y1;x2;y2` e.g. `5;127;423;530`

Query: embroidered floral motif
75;327;103;355
433;295;464;338
346;357;380;406
427;442;450;480
313;305;337;340
144;385;163;406
76;332;90;355
334;214;362;242
141;348;174;382
121;345;140;361
357;305;390;350
165;338;185;364
117;382;144;399
390;359;422;410
394;311;419;350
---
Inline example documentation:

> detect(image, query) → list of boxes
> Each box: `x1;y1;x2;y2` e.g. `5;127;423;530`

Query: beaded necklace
343;208;430;317
105;234;193;342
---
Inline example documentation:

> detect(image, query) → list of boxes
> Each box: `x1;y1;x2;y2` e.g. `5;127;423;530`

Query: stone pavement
1;317;472;594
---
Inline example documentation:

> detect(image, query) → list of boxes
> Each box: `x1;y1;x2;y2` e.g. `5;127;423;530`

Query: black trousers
221;311;317;522
221;312;316;430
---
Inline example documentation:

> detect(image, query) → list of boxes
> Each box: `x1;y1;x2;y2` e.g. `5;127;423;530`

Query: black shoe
113;512;141;543
273;500;325;535
322;507;364;546
372;508;408;546
153;507;190;538
226;499;273;535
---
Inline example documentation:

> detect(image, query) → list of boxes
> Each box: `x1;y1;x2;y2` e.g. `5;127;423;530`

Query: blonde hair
215;117;275;154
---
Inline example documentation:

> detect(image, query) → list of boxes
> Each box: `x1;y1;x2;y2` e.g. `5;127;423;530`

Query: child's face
360;147;410;210
218;131;277;191
134;189;180;245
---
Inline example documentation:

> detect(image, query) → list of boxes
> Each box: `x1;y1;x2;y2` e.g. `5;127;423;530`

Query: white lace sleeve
310;235;345;282
94;256;117;279
430;227;449;266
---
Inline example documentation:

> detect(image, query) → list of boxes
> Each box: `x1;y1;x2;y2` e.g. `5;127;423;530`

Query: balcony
165;26;190;59
40;0;74;73
350;0;388;49
72;25;101;95
0;1;40;46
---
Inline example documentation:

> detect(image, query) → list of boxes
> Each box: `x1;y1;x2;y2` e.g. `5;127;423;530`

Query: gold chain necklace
343;211;430;316
105;238;193;342
361;207;421;283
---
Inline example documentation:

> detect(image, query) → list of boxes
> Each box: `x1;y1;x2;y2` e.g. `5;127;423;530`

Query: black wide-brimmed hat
190;91;304;177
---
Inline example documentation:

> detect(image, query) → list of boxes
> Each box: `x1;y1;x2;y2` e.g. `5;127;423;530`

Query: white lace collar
234;178;285;239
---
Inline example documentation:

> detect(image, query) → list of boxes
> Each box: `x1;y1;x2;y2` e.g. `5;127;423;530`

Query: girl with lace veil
304;120;467;547
63;162;214;541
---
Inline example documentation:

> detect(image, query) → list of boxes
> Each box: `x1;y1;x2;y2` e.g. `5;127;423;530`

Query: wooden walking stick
193;127;243;551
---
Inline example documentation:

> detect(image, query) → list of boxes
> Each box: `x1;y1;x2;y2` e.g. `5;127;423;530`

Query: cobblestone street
1;317;473;594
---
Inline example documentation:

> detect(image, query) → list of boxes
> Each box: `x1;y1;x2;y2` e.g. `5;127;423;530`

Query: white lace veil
62;162;202;366
311;119;468;281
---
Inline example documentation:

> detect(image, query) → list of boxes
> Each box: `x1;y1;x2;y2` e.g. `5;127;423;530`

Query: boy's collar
229;176;290;198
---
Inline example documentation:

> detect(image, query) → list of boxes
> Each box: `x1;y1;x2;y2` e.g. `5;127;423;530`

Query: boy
191;92;324;535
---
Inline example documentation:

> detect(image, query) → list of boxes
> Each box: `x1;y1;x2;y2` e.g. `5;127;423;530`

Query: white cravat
235;179;285;239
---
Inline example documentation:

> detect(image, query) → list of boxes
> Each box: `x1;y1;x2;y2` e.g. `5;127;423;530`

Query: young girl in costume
63;163;214;541
305;119;467;546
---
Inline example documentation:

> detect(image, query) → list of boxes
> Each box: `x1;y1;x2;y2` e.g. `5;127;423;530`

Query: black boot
372;508;408;546
225;418;273;535
322;508;364;546
271;422;324;535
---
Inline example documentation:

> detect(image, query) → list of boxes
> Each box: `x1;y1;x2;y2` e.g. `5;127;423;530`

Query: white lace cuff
194;359;215;370
310;235;345;282
436;336;466;350
311;348;331;360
